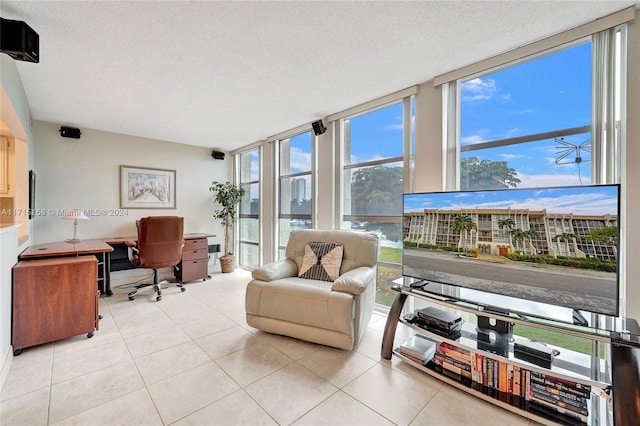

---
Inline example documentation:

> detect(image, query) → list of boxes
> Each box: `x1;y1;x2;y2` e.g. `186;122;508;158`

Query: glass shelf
394;276;640;343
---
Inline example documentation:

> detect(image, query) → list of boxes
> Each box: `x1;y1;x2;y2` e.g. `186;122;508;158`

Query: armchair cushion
298;242;344;282
331;266;376;295
251;259;298;282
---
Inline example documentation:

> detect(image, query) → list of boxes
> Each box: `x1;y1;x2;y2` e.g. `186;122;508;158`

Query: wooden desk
105;233;215;283
19;239;114;295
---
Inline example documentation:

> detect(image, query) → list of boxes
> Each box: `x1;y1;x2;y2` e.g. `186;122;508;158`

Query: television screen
403;184;620;317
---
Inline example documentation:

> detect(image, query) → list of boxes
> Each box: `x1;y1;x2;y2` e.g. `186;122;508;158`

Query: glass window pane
239;242;259;269
241;183;259;215
280;175;311;215
460;42;592;190
239;218;258;243
343;102;403;166
240;150;259;182
344;162;404;216
278;218;311;251
280;132;312;174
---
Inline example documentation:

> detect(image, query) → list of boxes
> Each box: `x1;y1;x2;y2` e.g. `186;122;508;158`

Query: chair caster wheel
156;295;162;301
128;295;135;301
87;332;94;338
181;287;186;292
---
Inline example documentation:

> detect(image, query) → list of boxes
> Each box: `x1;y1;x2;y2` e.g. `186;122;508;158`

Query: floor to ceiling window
440;24;627;356
277;131;313;259
238;148;260;269
454;26;624;191
341;97;414;307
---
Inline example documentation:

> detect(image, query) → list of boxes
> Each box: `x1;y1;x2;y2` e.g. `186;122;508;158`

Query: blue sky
302;40;593;189
404;184;619;217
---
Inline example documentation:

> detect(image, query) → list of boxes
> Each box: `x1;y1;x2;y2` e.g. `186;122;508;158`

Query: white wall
0;54;34;383
32;121;230;244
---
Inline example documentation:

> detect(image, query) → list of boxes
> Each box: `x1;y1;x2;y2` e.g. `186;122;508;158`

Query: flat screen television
403;184;620;318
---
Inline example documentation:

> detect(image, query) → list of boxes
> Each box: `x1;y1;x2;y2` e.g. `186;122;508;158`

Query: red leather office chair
126;216;185;301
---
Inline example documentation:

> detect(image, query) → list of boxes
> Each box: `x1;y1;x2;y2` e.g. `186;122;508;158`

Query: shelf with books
399;316;610;390
382;283;622;425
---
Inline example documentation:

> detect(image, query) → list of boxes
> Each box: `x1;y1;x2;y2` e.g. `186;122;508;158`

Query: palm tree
555;232;577;257
451;214;477;252
498;217;515;249
510;229;527;254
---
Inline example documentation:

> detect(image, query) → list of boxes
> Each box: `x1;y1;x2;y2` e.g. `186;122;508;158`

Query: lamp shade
63;209;89;221
63;209;89;243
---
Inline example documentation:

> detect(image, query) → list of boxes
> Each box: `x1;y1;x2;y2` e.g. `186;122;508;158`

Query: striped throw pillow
298;242;344;282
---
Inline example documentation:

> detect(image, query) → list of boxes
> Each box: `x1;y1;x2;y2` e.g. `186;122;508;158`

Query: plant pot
219;255;235;273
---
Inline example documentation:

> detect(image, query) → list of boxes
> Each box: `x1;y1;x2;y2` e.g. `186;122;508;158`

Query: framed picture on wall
119;165;176;209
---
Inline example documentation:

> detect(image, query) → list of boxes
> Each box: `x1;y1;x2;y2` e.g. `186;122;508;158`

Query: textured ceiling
1;1;637;151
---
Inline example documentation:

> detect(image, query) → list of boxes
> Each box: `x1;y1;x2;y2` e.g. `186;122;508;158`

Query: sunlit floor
0;269;540;425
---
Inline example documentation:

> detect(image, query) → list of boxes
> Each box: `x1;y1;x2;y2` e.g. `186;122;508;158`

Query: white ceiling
1;1;637;152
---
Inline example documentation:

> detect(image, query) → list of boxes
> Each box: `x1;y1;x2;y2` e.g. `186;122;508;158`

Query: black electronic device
402;184;621;318
59;126;81;139
416;306;462;328
311;120;326;136
514;338;555;368
0;18;39;63
211;150;225;160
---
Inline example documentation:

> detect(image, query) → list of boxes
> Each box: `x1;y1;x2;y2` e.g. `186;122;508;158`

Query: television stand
382;281;640;426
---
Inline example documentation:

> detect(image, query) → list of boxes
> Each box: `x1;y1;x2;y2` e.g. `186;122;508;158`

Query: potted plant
209;180;245;273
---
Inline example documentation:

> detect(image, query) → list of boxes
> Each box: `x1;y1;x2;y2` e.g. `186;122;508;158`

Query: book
528;388;589;416
438;342;471;363
498;360;508;393
528;370;591;398
399;334;439;363
529;381;589;409
434;353;473;379
528;393;589;423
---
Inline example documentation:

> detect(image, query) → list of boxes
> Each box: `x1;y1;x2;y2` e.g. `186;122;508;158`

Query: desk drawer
183;238;207;251
177;258;208;282
182;248;207;261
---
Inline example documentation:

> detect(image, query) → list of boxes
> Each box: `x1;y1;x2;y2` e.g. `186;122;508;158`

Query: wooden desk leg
104;252;112;296
381;292;408;360
611;342;640;426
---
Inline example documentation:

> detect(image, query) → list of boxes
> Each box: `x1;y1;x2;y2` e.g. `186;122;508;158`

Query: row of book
399;335;592;425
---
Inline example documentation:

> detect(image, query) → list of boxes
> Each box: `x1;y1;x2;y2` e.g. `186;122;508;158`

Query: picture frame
119;165;176;209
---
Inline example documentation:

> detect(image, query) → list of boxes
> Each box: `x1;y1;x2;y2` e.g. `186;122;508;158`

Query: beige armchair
245;229;379;350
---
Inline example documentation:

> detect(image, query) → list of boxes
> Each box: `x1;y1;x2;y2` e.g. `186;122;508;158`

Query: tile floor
0;269;540;425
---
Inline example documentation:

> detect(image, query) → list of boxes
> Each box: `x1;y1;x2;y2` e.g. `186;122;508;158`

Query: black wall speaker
211;150;225;160
59;126;81;139
0;18;39;63
312;120;326;136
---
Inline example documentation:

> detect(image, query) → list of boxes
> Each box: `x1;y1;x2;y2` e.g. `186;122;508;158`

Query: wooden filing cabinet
176;236;209;283
12;256;99;355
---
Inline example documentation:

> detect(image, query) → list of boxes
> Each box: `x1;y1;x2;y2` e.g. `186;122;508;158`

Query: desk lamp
63;209;89;243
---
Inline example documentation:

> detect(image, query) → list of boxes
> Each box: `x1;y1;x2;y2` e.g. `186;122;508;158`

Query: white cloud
461;134;485;146
461;77;499;101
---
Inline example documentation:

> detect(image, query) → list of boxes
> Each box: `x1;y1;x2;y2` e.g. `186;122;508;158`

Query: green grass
379;247;401;263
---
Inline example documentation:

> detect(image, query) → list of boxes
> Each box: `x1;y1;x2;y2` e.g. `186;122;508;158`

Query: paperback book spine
528;389;589;416
528;394;589;423
434;353;472;379
529;381;589;409
529;371;591;398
